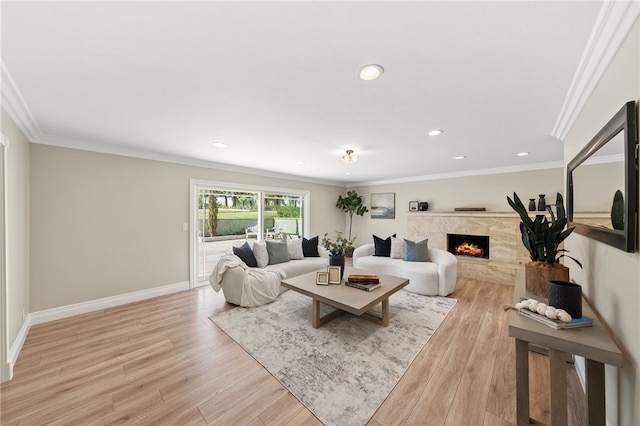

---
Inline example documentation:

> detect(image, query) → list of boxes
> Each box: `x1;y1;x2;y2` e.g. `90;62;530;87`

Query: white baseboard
30;281;190;325
7;313;31;378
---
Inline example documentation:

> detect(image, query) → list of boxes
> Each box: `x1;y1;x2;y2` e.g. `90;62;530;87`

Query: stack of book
518;308;594;330
346;274;381;292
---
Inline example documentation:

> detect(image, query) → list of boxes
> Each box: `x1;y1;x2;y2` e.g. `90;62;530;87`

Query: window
190;180;309;287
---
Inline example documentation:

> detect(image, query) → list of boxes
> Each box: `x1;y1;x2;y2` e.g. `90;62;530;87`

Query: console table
508;273;622;425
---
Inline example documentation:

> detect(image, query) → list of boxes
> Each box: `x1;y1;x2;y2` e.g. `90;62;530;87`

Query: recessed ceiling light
345;172;352;175
454;156;466;160
517;152;530;157
358;64;384;81
212;142;227;148
296;161;305;165
427;129;444;136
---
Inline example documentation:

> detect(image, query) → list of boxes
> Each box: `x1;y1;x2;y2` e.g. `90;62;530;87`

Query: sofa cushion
233;242;258;267
287;238;304;259
266;257;329;278
390;237;404;259
266;239;290;265
252;241;269;268
404;238;430;262
302;236;320;257
373;234;396;257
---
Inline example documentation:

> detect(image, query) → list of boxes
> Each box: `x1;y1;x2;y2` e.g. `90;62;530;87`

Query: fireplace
447;233;490;259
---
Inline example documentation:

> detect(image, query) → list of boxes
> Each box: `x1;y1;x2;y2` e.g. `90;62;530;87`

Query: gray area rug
210;289;456;426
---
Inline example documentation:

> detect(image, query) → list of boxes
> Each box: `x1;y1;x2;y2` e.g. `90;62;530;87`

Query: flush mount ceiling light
212;142;227;148
342;149;359;163
427;129;444;136
358;64;384;81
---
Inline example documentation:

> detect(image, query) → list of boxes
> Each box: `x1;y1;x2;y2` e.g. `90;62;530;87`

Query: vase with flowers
322;231;355;280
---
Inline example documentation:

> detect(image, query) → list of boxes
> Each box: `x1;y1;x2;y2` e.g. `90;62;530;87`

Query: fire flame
455;242;484;257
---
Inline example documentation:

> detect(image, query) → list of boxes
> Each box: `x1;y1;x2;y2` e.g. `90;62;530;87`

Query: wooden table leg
312;299;320;328
586;359;605;426
515;338;531;425
381;298;389;326
549;348;568;426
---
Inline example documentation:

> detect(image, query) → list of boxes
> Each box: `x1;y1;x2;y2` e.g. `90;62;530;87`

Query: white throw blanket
209;253;285;307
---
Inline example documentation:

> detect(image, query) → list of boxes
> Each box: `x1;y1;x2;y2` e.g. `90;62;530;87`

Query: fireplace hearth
447;233;490;259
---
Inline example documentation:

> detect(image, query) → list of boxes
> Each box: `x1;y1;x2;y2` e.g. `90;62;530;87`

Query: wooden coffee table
280;266;409;328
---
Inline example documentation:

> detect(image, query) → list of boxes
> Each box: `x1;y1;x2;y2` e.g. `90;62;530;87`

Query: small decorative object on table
548;280;582;318
528;198;536;211
508;298;593;329
322;231;354;279
409;201;419;211
316;272;329;285
327;266;342;284
346;274;381;291
418;202;429;211
537;194;546;211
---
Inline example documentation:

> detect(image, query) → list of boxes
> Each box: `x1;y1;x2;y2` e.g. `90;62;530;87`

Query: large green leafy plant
507;192;582;267
336;190;368;240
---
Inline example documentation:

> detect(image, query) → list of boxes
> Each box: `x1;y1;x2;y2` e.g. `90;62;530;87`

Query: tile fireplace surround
407;211;607;286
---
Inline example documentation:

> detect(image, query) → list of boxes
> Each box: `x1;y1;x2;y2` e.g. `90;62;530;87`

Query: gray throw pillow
266;239;290;265
403;238;430;262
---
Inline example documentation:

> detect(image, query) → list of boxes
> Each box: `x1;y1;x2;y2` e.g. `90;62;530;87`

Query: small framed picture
327;266;341;284
409;201;419;211
316;272;329;285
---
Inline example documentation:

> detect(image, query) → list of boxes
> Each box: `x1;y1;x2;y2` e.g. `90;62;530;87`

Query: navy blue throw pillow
373;234;396;257
233;242;258;267
302;236;320;257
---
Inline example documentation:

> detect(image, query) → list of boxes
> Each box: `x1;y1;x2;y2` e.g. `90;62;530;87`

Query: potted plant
507;192;582;297
322;231;355;279
336;190;368;256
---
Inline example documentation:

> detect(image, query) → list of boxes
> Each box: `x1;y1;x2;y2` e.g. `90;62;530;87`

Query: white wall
564;19;640;425
30;144;345;312
350;168;563;245
1;109;30;376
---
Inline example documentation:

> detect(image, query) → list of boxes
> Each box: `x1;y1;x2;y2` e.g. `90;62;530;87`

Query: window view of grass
197;189;303;238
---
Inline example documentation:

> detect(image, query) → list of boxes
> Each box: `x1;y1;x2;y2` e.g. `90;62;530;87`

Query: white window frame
189;179;310;289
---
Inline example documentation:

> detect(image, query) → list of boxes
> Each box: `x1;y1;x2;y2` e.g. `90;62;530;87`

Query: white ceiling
1;1;606;186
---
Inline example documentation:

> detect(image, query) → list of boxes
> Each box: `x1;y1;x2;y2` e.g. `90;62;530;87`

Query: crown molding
552;0;640;141
31;134;345;188
0;61;42;141
348;161;564;188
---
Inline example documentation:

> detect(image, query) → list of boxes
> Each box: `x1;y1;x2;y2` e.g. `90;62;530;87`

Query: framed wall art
371;193;395;219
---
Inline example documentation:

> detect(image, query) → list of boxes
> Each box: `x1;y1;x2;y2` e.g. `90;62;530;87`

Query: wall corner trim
552;1;640;141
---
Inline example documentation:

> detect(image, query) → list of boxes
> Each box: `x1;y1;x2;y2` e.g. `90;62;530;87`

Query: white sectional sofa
352;243;457;296
210;239;329;307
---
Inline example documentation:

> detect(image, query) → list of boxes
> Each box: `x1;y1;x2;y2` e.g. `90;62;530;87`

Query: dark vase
537;194;546;211
329;254;345;280
548;280;582;318
528;199;536;211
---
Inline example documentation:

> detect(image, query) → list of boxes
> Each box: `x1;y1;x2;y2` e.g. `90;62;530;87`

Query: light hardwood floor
1;277;584;425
